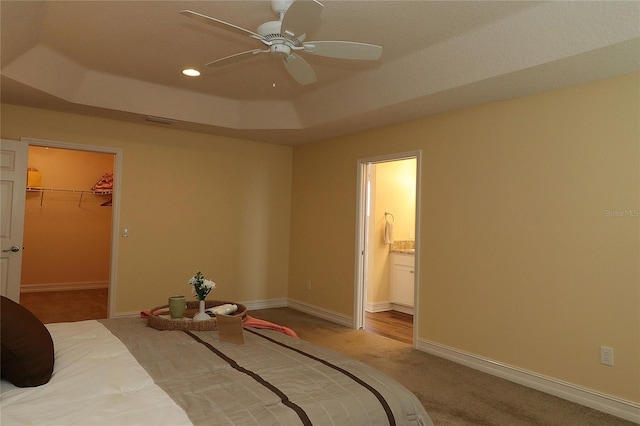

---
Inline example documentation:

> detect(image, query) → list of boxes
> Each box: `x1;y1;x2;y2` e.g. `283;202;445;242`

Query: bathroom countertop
390;249;415;254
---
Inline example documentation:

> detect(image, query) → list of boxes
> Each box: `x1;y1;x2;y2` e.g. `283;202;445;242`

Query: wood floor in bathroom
19;289;414;345
365;310;413;344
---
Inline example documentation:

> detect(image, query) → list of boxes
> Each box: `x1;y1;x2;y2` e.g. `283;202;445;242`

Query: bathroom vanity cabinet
390;253;414;309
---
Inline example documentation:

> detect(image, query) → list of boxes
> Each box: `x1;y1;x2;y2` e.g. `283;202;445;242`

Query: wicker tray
147;300;247;331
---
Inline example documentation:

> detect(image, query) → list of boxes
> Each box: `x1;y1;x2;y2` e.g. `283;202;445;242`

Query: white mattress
0;320;192;426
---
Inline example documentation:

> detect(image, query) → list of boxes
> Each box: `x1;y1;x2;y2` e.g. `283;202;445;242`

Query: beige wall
376;159;416;243
288;73;639;402
1;105;293;314
2;72;637;403
22;146;113;288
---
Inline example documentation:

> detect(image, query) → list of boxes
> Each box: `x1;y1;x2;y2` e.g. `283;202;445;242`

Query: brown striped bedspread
100;318;433;425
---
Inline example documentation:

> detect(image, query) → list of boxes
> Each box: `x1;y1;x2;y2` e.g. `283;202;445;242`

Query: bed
1;298;432;425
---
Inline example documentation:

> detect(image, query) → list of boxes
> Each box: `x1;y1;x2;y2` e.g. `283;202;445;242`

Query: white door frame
354;150;422;346
22;137;122;319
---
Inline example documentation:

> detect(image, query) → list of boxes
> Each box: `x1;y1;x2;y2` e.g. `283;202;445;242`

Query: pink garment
139;307;169;318
243;315;299;338
92;173;114;194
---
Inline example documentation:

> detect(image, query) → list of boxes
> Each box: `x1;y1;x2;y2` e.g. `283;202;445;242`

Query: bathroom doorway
355;151;421;346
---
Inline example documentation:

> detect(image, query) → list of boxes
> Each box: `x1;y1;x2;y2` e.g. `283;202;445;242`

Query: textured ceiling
2;1;639;145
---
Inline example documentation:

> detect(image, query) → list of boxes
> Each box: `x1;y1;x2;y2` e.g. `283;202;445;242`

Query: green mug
169;295;186;319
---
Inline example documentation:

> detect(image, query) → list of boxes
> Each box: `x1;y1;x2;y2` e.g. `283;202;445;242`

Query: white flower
188;271;217;300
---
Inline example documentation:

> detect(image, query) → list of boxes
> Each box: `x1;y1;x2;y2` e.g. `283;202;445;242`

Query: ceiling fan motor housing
258;19;305;57
257;20;283;38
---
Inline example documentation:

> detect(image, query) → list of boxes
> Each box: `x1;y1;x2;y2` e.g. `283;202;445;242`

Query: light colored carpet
250;308;637;426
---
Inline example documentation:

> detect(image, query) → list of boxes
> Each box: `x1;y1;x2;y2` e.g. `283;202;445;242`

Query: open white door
1;139;28;302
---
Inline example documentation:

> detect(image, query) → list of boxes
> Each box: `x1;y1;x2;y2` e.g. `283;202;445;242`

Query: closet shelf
26;187;112;207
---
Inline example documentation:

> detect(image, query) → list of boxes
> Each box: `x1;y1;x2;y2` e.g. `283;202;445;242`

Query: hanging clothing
92;173;113;194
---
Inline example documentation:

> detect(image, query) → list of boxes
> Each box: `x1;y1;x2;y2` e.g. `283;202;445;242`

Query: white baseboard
113;311;140;318
20;281;109;293
366;301;393;312
241;298;288;311
416;339;640;423
366;301;414;315
391;303;414;315
287;298;353;327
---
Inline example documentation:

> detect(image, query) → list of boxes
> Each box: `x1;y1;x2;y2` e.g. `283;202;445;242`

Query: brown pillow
1;296;54;387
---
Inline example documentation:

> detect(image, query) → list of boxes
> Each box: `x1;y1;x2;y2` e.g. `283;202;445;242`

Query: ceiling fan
180;0;383;85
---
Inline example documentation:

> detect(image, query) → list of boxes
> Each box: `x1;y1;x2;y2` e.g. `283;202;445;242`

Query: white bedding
2;318;432;425
0;320;192;426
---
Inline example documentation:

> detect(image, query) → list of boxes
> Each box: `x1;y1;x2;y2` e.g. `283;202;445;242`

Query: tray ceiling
2;1;639;145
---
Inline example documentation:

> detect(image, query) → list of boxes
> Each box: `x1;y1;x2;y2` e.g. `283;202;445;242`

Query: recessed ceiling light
182;68;201;77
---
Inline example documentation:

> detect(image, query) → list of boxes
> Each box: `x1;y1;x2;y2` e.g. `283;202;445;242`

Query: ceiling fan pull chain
273;61;277;88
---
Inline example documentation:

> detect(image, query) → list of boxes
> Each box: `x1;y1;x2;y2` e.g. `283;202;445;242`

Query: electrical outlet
600;346;614;366
306;280;311;290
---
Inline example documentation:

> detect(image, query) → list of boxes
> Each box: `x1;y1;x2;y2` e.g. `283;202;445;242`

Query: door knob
2;245;20;253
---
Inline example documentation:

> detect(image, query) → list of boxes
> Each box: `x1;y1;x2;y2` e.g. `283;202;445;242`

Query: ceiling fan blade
281;0;323;40
180;10;264;40
206;49;266;67
303;41;383;60
283;53;317;85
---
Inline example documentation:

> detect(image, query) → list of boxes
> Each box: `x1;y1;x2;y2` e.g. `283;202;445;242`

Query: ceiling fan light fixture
182;68;201;77
271;44;292;57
